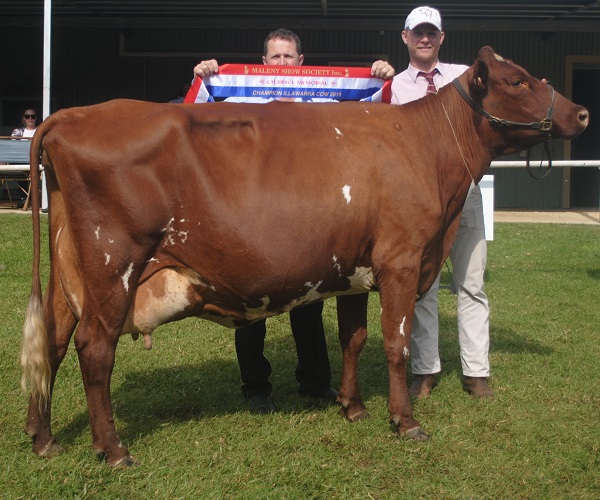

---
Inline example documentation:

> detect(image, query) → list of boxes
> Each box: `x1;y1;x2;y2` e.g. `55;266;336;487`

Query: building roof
2;0;600;31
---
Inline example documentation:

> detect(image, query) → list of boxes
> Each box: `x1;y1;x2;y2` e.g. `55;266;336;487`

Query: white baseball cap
404;6;442;31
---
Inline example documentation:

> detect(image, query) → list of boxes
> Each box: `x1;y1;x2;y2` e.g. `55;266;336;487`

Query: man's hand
371;60;395;80
194;59;219;79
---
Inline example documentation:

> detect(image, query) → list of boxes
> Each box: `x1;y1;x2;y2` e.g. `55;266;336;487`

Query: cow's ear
471;59;489;92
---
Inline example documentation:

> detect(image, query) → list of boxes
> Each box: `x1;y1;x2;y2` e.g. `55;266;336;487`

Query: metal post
41;0;51;211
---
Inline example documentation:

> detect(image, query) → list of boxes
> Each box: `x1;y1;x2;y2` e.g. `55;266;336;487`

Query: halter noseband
452;78;555;137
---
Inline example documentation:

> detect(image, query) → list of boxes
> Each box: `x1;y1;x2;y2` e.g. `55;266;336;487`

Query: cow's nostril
578;110;589;125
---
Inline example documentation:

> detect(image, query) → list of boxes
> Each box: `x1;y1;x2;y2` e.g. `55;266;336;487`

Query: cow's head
464;46;588;155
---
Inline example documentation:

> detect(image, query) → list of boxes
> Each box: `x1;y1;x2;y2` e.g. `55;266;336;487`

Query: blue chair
0;137;33;210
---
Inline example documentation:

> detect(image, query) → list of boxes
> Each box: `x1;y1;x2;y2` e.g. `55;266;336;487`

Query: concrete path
495;209;599;225
2;205;599;225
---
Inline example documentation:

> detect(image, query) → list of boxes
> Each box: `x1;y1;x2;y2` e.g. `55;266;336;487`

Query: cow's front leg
336;294;369;421
379;286;429;441
74;319;135;466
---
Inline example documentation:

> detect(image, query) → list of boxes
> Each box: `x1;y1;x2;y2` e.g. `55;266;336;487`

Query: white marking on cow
161;218;176;246
348;267;375;292
284;282;339;313
296;280;325;306
403;346;410;359
121;262;134;293
332;255;342;275
95;226;100;240
55;226;63;248
399;316;406;337
197;278;217;292
335;127;343;138
105;253;111;266
147;257;159;263
177;230;189;244
290;280;324;308
494;53;505;62
108;239;114;244
342;185;352;204
161;218;189;247
162;218;175;233
244;296;271;320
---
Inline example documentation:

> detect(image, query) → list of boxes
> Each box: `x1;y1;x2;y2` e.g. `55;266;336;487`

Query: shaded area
49;305;552;447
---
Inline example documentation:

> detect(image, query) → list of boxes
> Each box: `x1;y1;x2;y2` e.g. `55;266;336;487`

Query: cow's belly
56;216;378;344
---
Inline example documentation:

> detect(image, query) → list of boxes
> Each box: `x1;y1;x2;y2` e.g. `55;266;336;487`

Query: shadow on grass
52;357;243;447
52;309;552;448
489;324;553;356
587;269;600;280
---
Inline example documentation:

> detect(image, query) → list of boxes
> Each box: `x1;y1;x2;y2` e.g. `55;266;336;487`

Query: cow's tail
20;124;51;407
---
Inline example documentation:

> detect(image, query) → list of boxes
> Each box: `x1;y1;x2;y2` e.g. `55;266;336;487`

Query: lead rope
526;141;553;179
438;95;475;181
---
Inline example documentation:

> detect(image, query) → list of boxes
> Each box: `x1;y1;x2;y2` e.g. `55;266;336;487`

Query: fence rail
490;160;600;168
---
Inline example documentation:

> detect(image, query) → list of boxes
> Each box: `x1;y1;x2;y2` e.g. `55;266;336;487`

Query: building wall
1;25;598;207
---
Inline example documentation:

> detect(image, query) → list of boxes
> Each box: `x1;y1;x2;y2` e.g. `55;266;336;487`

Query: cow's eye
511;80;524;87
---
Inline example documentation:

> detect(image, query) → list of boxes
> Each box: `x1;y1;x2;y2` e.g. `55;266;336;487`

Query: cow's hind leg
336;294;369;421
379;282;429;441
23;270;77;457
73;315;135;466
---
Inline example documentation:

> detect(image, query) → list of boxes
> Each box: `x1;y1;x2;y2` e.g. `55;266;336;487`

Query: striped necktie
418;69;439;94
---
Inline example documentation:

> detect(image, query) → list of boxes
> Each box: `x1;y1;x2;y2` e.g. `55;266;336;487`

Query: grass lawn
0;214;598;499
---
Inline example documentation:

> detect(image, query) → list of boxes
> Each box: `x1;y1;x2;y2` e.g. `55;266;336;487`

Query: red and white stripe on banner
184;64;391;104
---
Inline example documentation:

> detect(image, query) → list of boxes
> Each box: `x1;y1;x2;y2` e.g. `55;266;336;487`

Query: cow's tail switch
20;123;51;407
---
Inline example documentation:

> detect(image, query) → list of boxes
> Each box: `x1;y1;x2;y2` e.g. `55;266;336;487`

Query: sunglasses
24;114;36;119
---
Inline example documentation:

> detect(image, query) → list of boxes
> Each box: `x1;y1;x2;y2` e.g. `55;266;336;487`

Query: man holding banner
187;29;394;414
188;29;394;104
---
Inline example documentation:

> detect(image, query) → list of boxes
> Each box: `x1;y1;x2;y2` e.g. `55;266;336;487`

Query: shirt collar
407;62;442;83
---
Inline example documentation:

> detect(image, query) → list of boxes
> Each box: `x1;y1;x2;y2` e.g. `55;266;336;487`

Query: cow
21;46;588;466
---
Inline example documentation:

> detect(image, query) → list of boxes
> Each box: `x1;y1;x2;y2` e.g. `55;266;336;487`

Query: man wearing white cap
391;6;494;399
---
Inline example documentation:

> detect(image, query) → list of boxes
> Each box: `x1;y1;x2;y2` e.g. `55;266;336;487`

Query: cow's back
40;99;456;311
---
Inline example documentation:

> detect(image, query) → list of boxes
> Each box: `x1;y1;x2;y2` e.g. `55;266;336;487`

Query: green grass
1;214;598;499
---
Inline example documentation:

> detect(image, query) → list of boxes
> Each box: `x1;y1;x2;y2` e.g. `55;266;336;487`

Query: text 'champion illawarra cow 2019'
21;47;588;465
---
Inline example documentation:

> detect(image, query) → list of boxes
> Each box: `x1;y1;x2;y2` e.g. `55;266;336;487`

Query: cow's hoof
110;455;140;467
339;405;370;422
34;439;65;458
24;423;36;438
94;447;138;467
400;426;429;441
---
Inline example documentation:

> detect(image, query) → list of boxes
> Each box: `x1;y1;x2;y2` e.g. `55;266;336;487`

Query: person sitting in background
11;108;38;138
9;108;39;203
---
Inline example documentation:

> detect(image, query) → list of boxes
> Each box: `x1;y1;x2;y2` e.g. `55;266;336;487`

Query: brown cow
21;47;588;465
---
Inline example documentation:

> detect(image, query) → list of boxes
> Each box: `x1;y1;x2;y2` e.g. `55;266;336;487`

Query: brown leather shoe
462;376;494;398
408;374;436;400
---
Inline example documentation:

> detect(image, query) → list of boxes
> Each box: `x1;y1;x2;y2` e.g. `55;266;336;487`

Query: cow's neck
434;82;496;185
424;83;493;218
422;81;497;260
